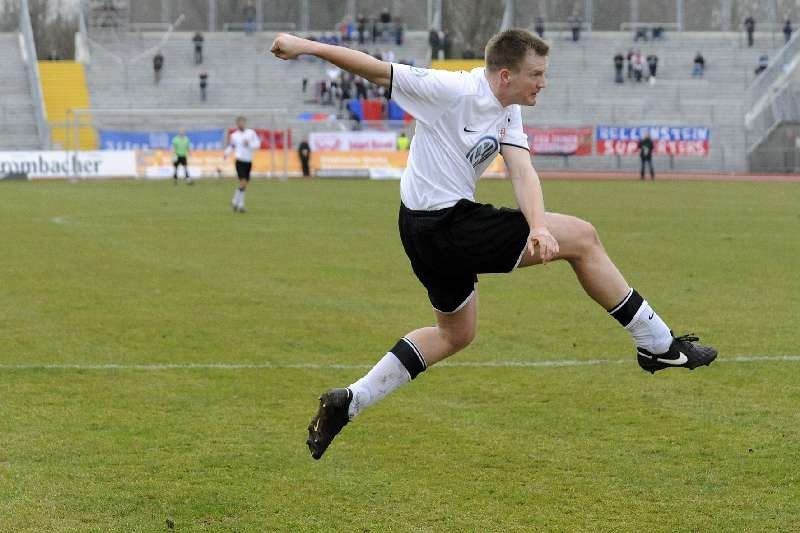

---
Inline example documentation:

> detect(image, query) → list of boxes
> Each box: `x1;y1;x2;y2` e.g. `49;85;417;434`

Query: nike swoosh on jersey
638;351;689;365
463;126;477;133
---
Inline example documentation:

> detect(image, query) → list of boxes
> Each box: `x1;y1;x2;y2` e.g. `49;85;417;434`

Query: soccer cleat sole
637;350;717;374
306;389;350;460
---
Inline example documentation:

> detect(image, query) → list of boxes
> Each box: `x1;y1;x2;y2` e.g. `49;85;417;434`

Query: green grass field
1;177;799;531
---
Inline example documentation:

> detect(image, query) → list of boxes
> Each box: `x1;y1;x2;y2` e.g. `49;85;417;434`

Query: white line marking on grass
1;355;799;371
51;216;69;225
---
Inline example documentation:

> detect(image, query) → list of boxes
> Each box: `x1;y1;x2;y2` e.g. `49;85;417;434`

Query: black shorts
399;199;530;314
235;160;252;180
174;156;188;166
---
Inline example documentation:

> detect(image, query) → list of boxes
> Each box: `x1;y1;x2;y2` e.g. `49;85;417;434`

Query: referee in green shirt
171;128;193;185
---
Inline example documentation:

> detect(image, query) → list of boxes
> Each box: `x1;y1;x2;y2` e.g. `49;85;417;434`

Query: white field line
1;355;799;371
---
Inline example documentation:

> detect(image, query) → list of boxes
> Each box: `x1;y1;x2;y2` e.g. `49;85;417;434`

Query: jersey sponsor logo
465;136;499;168
410;66;429;77
463;126;477;133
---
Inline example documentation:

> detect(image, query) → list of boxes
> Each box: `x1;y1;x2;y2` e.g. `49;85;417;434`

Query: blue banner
596;126;710;142
99;129;225;150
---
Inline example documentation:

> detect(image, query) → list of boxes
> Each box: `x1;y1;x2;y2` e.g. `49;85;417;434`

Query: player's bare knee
574;219;601;255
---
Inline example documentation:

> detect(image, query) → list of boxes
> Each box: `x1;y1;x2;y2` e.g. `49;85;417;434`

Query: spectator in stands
626;48;634;79
569;13;582;42
396;132;410;151
339;73;352;110
244;1;256;34
755;53;769;75
357;14;367;44
634;27;648;42
652;26;665;40
199;71;208;101
339;16;354;44
692;51;705;77
383;49;396;63
354;76;368;99
297;139;311;177
613;52;624;83
428;28;440;60
302;77;308;93
535;17;545;38
632;51;644;82
193;32;204;64
380;7;391;41
744;15;755;47
441;30;451;59
394;17;404;46
784;19;793;44
646;53;658;84
153;51;164;84
638;132;655;180
371;16;379;43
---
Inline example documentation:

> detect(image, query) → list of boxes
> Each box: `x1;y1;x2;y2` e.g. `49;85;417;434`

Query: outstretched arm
270;33;391;89
502;145;559;263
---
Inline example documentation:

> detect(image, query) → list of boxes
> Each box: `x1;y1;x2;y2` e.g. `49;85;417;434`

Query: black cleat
637;333;717;374
306;388;352;460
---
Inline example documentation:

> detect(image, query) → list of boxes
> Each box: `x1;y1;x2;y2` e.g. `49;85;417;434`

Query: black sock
608;288;644;327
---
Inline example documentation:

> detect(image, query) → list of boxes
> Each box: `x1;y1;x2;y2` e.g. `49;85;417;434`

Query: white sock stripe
608;288;634;315
401;337;427;369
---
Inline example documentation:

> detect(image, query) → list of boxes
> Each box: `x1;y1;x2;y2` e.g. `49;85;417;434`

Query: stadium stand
84;30;431;126
0;33;41;150
39;61;97;150
76;22;789;173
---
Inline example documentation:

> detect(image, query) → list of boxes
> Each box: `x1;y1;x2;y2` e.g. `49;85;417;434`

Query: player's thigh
518;212;599;267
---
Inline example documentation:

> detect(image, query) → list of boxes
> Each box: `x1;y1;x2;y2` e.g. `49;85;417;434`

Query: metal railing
18;0;50;149
748;30;800;107
222;22;297;32
745;82;800;153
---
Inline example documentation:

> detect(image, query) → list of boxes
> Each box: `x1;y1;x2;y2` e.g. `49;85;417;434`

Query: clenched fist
270;33;312;60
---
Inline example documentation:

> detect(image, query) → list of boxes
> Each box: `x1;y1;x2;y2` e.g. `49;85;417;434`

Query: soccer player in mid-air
224;116;261;213
270;29;717;460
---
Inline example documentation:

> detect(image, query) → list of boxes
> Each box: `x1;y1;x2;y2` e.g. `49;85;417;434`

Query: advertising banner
311;151;508;179
523;127;593;156
136;149;302;178
99;129;225;150
309;131;397;152
596;126;710;156
0;151;136;178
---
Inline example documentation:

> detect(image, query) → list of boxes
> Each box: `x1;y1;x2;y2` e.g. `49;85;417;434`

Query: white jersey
225;128;261;162
391;63;530;211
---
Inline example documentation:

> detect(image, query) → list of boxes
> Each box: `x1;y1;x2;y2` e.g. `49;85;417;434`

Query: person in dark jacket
614;52;624;83
298;139;311;177
153;51;164;84
744;16;755;47
193;32;204;64
638;132;655;180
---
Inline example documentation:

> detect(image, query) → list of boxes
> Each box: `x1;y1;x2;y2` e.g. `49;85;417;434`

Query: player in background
224;116;261;213
270;30;717;461
171;128;193;185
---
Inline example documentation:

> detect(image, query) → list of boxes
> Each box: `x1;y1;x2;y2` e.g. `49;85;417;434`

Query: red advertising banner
226;128;292;149
597;139;710;156
523;127;593;156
